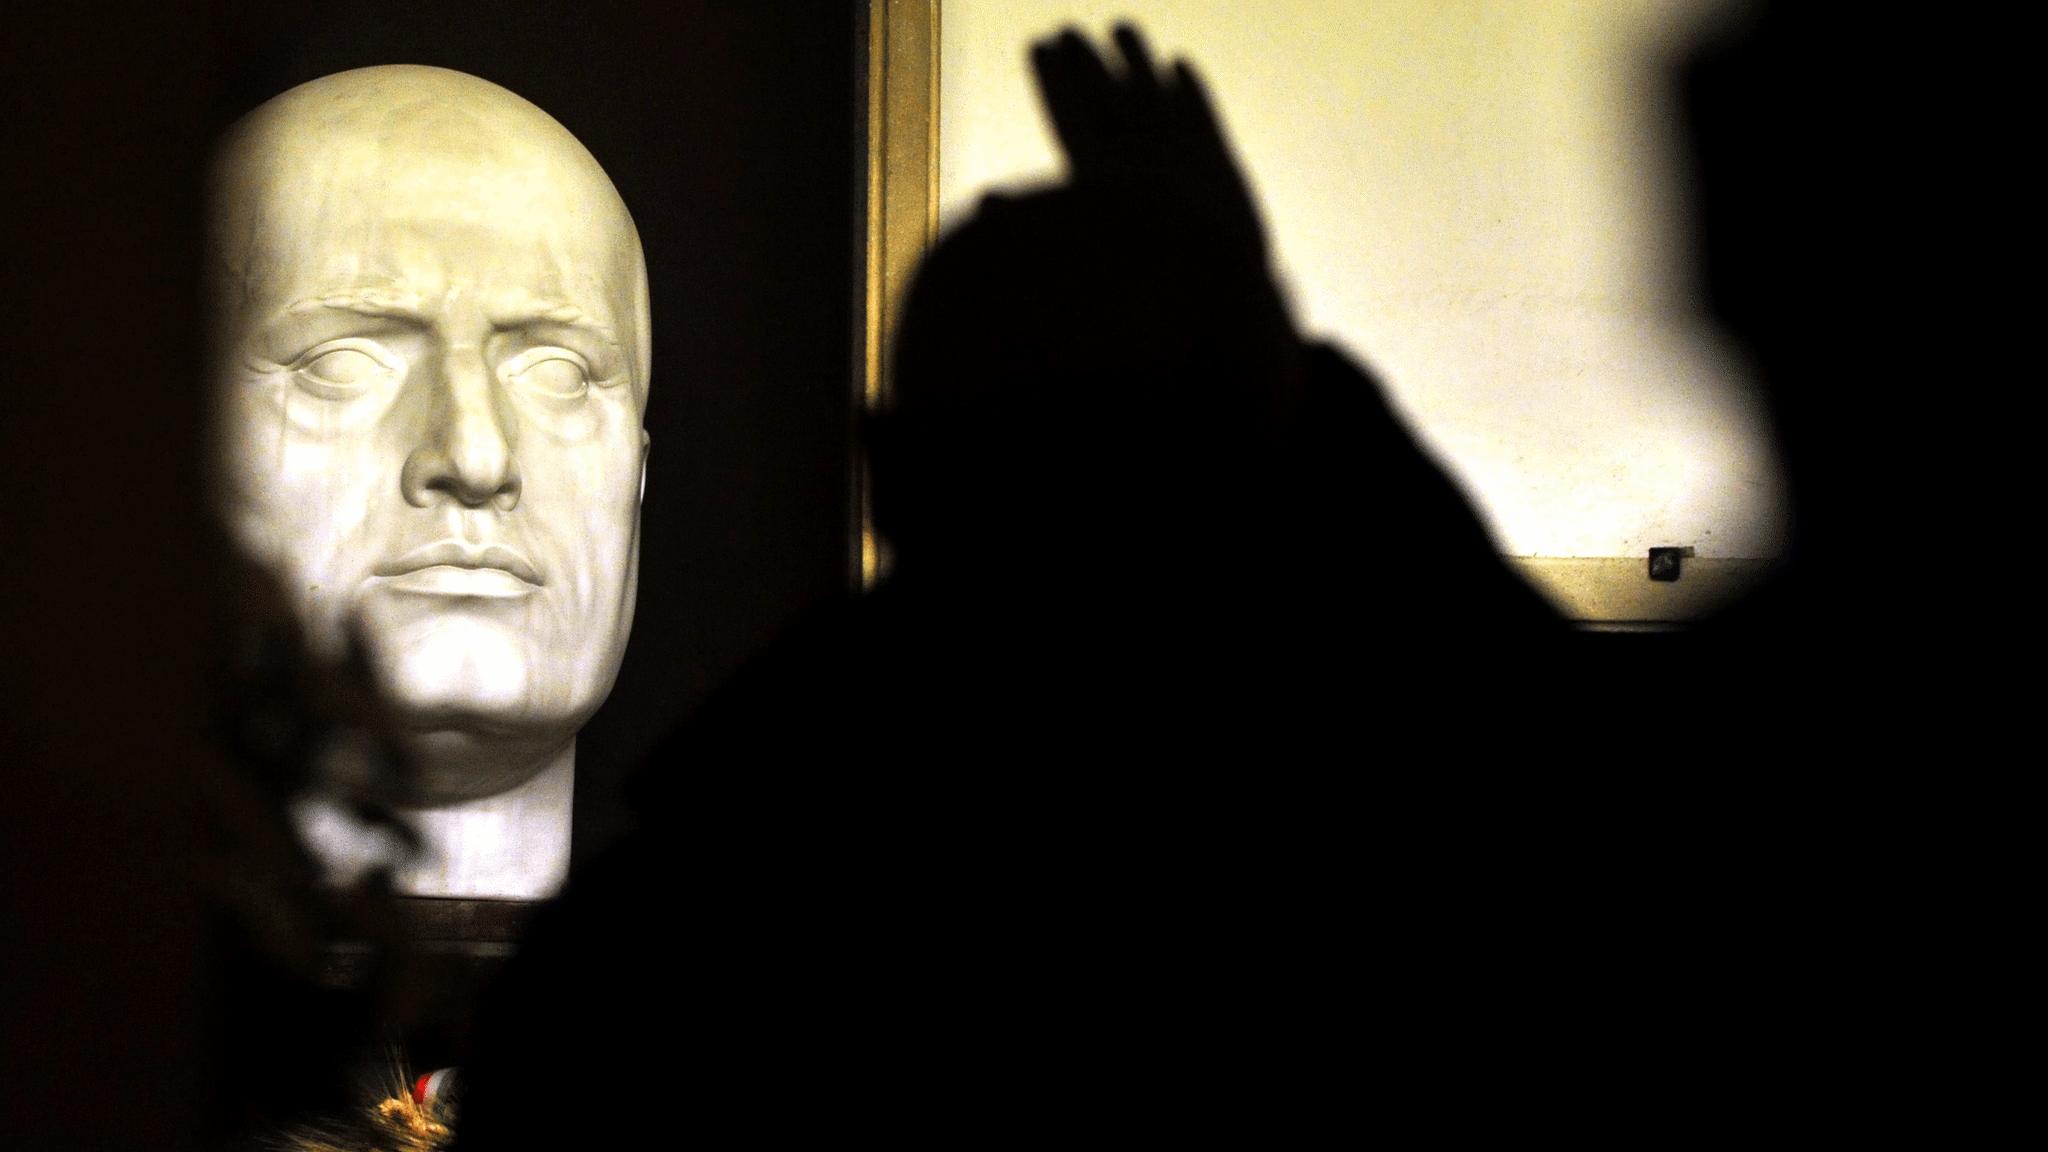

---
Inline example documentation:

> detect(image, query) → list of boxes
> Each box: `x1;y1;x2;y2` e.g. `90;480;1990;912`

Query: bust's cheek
589;392;645;498
212;373;288;536
508;390;598;443
283;372;404;437
214;372;386;599
521;394;643;512
521;430;643;628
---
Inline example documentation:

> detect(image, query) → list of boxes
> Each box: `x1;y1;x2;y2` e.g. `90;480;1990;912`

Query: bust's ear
639;430;650;505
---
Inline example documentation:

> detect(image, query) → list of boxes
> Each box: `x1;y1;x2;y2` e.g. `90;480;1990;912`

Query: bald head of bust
208;66;652;805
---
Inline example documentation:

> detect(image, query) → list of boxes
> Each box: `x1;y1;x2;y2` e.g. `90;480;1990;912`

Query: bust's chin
375;615;535;715
364;619;591;803
391;723;575;807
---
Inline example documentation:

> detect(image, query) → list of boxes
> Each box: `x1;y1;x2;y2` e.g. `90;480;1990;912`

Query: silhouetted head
875;185;1297;575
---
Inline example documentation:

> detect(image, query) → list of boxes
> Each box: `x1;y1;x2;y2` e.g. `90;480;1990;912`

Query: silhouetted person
456;27;1573;1148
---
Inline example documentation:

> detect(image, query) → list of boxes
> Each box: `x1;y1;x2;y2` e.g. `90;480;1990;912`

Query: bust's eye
504;348;591;400
303;348;378;385
291;340;399;399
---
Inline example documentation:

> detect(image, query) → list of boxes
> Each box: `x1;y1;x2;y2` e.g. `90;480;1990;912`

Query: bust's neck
291;741;577;900
394;740;576;899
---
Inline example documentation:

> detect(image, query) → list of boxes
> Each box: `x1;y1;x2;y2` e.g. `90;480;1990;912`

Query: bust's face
209;67;652;803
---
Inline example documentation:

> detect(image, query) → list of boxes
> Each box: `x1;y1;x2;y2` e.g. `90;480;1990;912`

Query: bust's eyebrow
284;287;430;321
273;290;622;359
487;299;622;354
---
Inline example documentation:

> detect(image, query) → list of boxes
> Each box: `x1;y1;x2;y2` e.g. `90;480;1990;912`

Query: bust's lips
373;541;544;597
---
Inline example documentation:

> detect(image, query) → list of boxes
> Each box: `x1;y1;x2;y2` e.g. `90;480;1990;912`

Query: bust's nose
400;344;522;510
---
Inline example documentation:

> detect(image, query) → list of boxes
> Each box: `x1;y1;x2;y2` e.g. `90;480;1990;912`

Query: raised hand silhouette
1020;25;1296;440
1030;25;1267;266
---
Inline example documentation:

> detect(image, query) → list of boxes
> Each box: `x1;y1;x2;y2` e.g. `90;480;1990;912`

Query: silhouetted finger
1169;59;1267;258
1032;34;1108;177
1169;59;1233;165
1055;27;1126;172
1056;27;1119;96
1113;23;1165;97
1171;61;1253;191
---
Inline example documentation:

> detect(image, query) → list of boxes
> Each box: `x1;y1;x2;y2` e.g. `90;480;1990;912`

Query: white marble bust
207;66;651;899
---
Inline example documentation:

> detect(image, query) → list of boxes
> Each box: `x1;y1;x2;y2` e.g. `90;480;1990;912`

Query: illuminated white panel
940;0;1784;559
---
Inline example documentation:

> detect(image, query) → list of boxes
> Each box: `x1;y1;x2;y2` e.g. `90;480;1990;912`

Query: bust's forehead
215;66;626;230
232;65;574;143
210;66;650;390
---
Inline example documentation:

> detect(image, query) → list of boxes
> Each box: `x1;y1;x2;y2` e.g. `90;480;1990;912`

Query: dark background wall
2;3;863;1145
